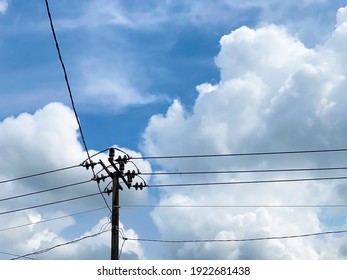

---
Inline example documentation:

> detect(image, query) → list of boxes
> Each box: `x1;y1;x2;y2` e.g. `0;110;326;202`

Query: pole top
109;148;115;159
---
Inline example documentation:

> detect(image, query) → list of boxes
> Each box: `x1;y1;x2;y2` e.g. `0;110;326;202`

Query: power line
0;251;38;260
0;148;109;185
11;228;110;260
0;148;111;185
119;237;127;259
132;148;347;160
44;0;87;153
119;204;347;208
44;0;110;213
0;180;92;202
0;206;108;233
127;229;347;243
147;175;347;188
0;193;100;215
3;149;345;186
141;166;347;176
0;164;80;184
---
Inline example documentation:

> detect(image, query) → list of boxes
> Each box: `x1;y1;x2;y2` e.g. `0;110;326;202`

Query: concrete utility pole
110;171;120;260
88;148;146;260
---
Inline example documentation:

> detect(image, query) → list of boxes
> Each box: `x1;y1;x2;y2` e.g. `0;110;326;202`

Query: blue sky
1;0;347;259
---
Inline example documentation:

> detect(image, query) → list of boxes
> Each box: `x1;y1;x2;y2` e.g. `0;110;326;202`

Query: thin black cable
80;148;109;165
0;206;108;233
119;237;127;259
141;166;347;176
132;148;347;160
128;229;347;243
11;229;110;260
119;204;347;208
147;175;347;188
44;0;110;213
0;251;38;260
0;164;80;184
0;193;100;215
44;0;87;153
0;180;92;202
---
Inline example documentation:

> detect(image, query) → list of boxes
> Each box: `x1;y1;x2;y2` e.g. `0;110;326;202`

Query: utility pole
111;171;120;260
84;148;146;260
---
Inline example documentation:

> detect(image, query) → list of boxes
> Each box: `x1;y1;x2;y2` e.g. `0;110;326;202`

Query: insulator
134;182;145;190
127;176;133;185
109;148;115;159
84;160;96;170
119;162;125;173
101;174;106;182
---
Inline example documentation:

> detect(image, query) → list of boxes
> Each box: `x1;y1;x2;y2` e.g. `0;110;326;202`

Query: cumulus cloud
0;102;150;259
142;6;347;259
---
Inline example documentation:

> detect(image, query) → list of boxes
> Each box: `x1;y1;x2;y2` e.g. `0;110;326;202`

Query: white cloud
142;5;347;259
77;59;159;112
0;102;151;259
0;0;8;14
336;6;347;27
56;0;169;30
54;0;334;34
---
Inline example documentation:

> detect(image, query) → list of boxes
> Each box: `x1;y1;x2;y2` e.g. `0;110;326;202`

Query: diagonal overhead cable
0;164;80;184
118;204;347;208
0;180;92;202
147;175;347;188
0;206;108;233
0;193;100;215
44;0;110;212
141;166;347;176
131;148;347;160
0;251;38;260
11;229;110;260
127;229;347;243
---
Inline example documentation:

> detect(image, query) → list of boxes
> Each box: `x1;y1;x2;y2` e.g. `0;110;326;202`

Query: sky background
1;0;347;259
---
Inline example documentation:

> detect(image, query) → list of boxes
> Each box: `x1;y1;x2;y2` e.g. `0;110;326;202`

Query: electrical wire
80;148;109;165
11;228;110;260
131;148;347;160
0;193;100;215
0;148;109;185
119;237;127;259
147;175;347;188
141;166;347;176
44;0;87;155
0;206;108;233
98;220;112;235
127;229;347;243
118;204;347;208
0;164;80;185
0;251;38;260
0;180;92;202
44;0;110;213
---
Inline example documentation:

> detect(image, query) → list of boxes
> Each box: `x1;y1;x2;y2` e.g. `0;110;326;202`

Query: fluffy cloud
0;102;150;259
142;6;347;259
